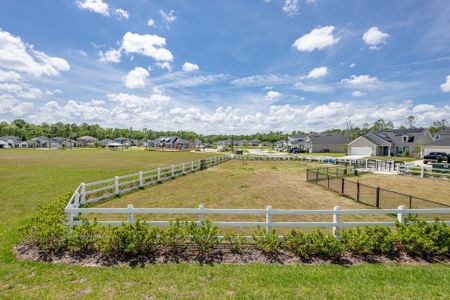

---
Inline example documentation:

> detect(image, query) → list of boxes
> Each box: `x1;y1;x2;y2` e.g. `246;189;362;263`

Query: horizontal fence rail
306;168;450;209
65;205;450;236
399;164;450;179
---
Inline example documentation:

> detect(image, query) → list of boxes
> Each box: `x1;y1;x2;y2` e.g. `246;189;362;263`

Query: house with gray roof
303;134;351;153
432;128;450;142
77;136;98;147
421;138;450;157
0;136;24;148
348;128;433;157
156;136;190;150
287;136;306;150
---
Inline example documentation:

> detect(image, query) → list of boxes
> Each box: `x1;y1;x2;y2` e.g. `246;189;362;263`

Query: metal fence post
139;171;143;187
332;206;341;237
397;205;406;223
376;187;380;208
114;176;119;195
409;196;412;209
356;181;360;202
341;178;345;194
199;204;204;224
80;183;86;205
315;170;319;184
327;175;330;189
266;206;272;233
127;204;134;223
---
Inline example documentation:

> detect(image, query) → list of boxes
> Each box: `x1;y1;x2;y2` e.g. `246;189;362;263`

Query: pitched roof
424;138;450;147
307;134;351;145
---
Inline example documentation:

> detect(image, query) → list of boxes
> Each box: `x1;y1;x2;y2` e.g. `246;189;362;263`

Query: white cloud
114;8;129;20
76;0;109;16
125;67;150;89
362;27;390;49
440;75;450;92
282;0;299;16
147;18;156;27
231;74;291;87
341;75;380;89
350;63;356;68
294;82;334;93
306;0;317;3
351;91;366;97
0;70;22;82
122;32;173;62
293;26;340;52
305;66;328;79
0;29;70;77
155;61;172;72
182;62;199;72
108;92;170;108
266;90;282;100
0;82;43;99
157;74;227;88
160;10;176;24
98;48;121;63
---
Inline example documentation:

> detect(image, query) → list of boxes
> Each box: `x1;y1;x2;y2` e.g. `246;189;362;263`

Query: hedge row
20;195;450;260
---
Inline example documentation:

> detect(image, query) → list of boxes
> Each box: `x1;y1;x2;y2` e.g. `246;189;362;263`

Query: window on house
435;134;440;140
402;135;408;142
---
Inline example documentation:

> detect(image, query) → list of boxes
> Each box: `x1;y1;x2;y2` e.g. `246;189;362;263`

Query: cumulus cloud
0;70;22;82
362;27;390;49
155;61;172;72
98;48;121;63
76;0;109;16
266;90;282;100
0;29;69;77
341;75;380;89
125;67;150;89
182;62;199;72
440;75;450;92
293;26;339;52
160;9;176;24
147;18;156;27
304;66;328;79
294;82;334;93
351;91;367;97
282;0;299;16
122;32;173;62
114;8;129;20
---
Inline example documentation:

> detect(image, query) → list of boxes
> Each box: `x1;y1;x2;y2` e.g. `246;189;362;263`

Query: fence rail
306;168;450;209
65;204;450;235
399;164;450;179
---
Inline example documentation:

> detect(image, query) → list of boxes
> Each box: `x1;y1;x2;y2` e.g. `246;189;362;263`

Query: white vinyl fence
399;163;450;179
65;154;231;210
65;204;450;235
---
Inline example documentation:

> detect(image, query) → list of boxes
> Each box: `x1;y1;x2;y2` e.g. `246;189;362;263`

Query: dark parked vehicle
289;148;305;154
423;152;450;164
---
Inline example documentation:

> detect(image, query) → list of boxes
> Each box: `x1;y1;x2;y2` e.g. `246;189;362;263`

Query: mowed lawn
0;149;449;299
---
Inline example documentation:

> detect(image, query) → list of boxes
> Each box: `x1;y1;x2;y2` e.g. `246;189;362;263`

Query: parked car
275;146;283;152
289;148;305;154
423;152;450;164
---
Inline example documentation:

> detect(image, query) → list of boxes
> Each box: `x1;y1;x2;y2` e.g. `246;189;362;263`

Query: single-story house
107;142;125;150
348;128;433;157
421;138;450;157
50;137;76;148
77;136;98;147
249;139;261;146
0;140;10;148
114;137;131;145
29;136;52;148
0;136;23;148
237;140;248;146
100;139;114;147
432;128;450;141
144;138;160;148
287;136;305;150
156;136;190;150
303;134;351;153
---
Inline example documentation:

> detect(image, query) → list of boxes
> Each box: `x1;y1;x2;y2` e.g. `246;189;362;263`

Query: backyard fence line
306;168;450;209
398;164;450;179
65;154;232;210
65;204;450;236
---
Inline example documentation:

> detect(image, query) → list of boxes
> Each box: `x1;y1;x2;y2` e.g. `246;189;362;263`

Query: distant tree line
0;117;448;142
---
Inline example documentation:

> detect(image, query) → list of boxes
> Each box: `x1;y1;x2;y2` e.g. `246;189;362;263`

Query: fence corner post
266;205;272;233
397;205;406;223
114;176;119;195
198;204;204;224
332;206;341;237
127;204;134;223
80;183;86;205
139;171;143;187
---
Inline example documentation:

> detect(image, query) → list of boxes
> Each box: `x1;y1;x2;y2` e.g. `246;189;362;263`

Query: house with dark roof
348;128;433;157
77;136;98;147
156;136;190;150
303;134;351;153
0;136;24;148
287;136;305;150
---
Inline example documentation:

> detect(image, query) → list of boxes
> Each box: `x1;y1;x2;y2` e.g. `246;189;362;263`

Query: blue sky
0;0;449;134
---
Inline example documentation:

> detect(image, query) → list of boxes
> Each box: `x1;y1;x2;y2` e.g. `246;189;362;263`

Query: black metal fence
306;168;449;209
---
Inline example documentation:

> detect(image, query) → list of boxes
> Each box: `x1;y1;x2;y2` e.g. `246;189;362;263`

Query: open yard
1;149;449;299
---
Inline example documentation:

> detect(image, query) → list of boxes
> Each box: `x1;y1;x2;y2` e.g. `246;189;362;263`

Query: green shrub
188;221;219;254
96;221;158;257
159;219;190;252
395;216;450;258
20;194;69;253
341;226;396;255
67;219;102;253
285;230;343;259
252;228;281;255
224;233;248;254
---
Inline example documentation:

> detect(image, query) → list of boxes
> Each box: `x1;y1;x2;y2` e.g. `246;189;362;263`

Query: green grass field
1;149;449;299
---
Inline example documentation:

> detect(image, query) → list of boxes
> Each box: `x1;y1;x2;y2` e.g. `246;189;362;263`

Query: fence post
315;170;319;184
157;168;161;181
182;162;186;174
365;159;368;169
341;178;345;194
332;206;341;237
199;204;204;224
327;175;330;189
376;187;380;208
397;205;406;223
420;166;424;178
191;161;194;172
74;191;80;208
409;196;412;209
266;206;272;233
127;204;134;223
171;165;175;177
80;183;86;205
114;176;119;195
139;171;143;187
356;181;360;202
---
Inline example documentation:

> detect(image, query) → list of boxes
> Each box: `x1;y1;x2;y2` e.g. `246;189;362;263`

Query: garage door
423;148;450;156
350;147;373;156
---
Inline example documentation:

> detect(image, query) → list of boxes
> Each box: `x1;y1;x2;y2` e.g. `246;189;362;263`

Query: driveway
247;148;285;156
